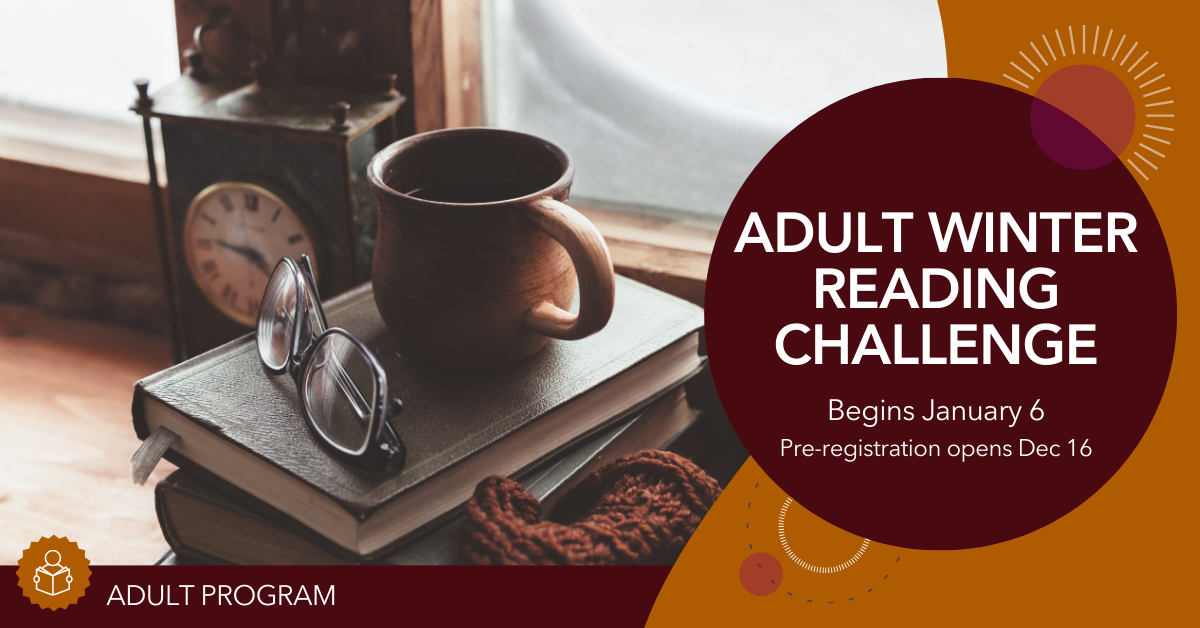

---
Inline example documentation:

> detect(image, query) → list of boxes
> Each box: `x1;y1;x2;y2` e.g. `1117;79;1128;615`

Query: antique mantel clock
133;10;406;361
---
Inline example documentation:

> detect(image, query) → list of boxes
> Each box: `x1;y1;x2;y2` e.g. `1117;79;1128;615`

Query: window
0;1;183;325
487;0;947;216
0;0;177;185
0;0;179;123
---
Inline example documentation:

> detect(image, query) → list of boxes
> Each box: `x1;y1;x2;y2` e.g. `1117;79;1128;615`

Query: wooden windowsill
0;105;165;184
0;105;716;306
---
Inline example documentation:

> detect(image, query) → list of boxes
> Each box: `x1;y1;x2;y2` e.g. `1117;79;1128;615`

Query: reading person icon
33;550;72;596
17;536;90;609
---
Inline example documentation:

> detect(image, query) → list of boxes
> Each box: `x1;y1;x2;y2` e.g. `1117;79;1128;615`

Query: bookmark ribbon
130;426;179;486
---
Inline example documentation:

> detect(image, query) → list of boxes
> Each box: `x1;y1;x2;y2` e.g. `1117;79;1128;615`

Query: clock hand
216;240;273;276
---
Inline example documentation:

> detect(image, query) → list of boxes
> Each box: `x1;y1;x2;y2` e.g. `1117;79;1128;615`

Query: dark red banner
7;566;671;625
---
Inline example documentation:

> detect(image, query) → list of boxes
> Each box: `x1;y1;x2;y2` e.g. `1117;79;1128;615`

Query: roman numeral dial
182;182;319;327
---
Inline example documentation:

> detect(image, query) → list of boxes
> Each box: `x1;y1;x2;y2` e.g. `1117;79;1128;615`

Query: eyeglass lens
257;262;299;371
303;333;378;453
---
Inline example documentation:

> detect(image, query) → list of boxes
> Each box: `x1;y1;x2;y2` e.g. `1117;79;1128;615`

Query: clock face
183;181;319;327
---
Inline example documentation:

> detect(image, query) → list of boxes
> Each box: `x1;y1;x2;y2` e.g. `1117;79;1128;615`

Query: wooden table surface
0;304;175;564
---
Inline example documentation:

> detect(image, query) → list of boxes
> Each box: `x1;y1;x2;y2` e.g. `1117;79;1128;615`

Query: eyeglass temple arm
300;254;330;334
325;348;404;460
380;398;404;455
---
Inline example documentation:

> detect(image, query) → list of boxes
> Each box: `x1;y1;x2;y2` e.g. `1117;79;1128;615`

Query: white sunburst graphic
1000;25;1174;180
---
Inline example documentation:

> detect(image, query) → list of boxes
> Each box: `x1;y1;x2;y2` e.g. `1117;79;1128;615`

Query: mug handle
523;198;616;340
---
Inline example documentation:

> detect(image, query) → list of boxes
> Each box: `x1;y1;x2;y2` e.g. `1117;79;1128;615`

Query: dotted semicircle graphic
737;479;904;603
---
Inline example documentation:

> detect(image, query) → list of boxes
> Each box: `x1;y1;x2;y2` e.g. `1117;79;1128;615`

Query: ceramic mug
366;128;615;367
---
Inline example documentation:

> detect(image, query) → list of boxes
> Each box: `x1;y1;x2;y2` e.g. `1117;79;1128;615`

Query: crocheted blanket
462;450;722;565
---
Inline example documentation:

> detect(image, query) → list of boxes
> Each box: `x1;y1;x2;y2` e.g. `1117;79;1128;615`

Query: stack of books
132;276;706;565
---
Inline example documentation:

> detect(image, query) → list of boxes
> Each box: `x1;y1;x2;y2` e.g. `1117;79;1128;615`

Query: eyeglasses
255;254;405;474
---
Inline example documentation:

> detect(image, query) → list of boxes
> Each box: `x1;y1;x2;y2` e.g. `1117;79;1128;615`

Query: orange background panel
648;0;1197;624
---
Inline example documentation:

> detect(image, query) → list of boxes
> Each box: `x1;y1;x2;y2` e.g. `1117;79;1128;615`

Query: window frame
0;0;716;307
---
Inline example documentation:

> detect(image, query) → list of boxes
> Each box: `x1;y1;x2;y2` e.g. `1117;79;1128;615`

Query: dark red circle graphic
706;78;1175;550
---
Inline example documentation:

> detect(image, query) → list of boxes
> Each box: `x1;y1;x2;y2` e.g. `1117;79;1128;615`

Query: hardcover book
132;276;705;558
155;386;698;565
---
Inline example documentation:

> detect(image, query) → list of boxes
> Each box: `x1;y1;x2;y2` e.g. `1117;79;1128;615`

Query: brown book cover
132;276;705;557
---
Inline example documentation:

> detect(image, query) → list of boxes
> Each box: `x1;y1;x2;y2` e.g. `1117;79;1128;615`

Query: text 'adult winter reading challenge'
735;211;1135;366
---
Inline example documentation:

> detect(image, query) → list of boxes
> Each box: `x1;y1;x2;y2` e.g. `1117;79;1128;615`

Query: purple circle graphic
1030;65;1134;170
